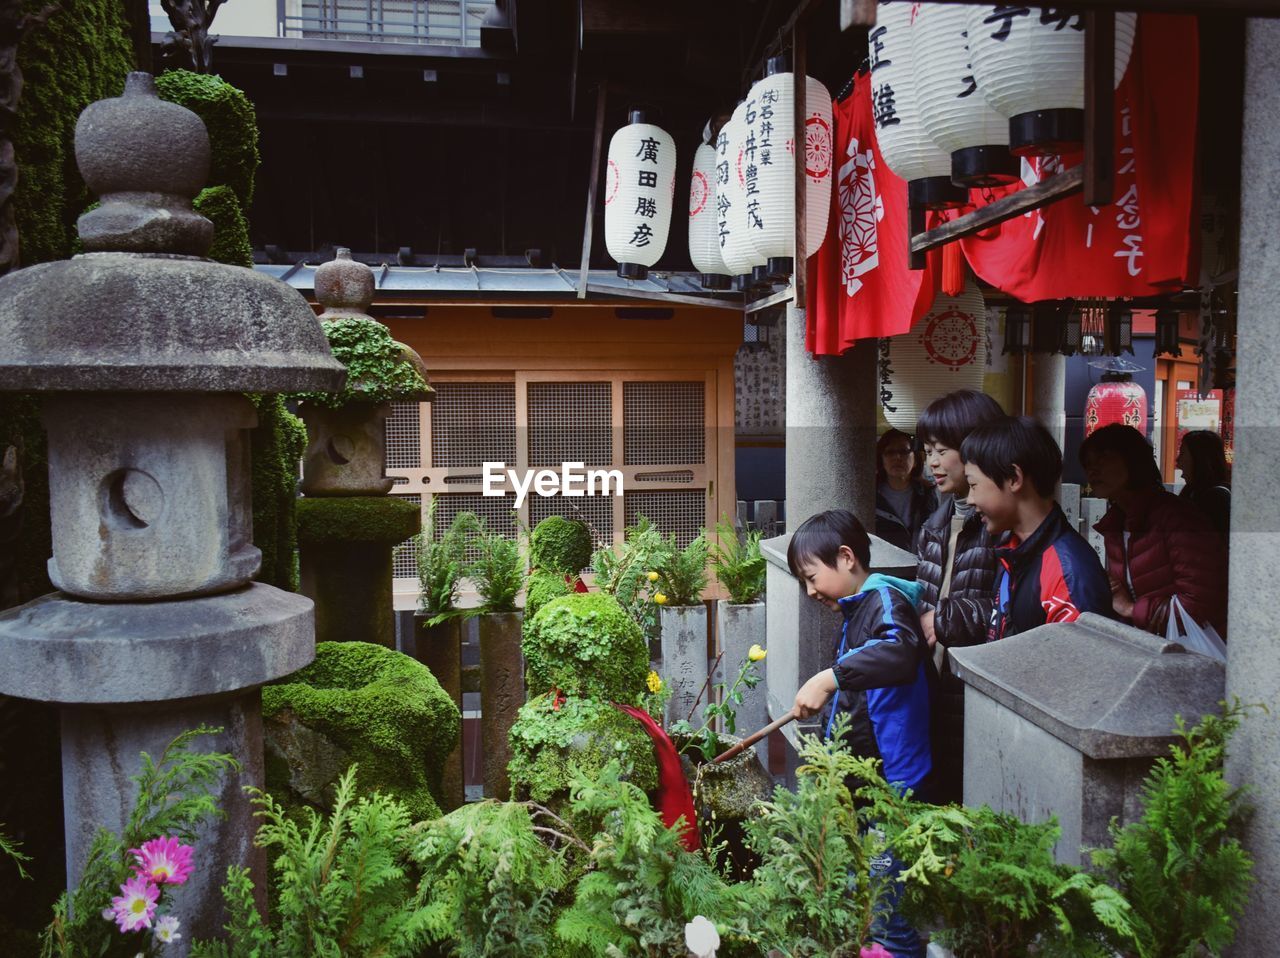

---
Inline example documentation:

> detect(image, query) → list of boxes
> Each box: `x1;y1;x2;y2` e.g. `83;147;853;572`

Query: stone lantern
294;248;432;648
0;73;345;946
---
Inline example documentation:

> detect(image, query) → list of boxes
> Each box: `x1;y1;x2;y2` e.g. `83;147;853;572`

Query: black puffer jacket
914;496;999;804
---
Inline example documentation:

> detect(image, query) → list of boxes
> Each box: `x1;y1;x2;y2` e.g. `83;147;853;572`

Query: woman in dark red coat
1079;424;1228;638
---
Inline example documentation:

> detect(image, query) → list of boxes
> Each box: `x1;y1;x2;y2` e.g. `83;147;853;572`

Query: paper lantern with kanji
742;58;834;277
688;142;732;289
604;111;677;280
881;279;988;432
870;1;967;209
965;5;1138;156
715;102;765;279
911;3;1019;188
1085;373;1148;436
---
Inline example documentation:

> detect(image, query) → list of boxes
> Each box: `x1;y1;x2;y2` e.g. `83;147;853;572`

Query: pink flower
860;946;894;958
130;836;195;886
110;874;160;932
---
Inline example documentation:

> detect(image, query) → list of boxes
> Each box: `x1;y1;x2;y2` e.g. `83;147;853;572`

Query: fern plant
468;516;527;613
40;727;240;958
591;516;673;645
189;766;431;958
0;825;30;880
411;502;481;624
1091;704;1254;958
656;532;709;607
709;515;766;605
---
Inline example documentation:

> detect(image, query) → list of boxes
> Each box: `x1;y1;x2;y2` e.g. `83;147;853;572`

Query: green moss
154;69;259;208
249;395;307;591
523;593;649;703
508;695;658;804
263;642;459;822
194;184;252;267
296;496;420;546
529;515;594;575
523;572;572;634
295;317;432;410
13;0;133;266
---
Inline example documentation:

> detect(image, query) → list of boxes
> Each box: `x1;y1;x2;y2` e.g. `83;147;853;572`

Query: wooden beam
908;205;927;271
909;165;1085;255
583;282;744;310
1084;10;1115;206
578;83;607;299
908;0;1280;13
746;286;795;314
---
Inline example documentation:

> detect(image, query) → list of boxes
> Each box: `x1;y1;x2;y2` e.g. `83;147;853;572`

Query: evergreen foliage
530;516;594;576
523;593;649;702
411;503;480;623
40;728;239;958
294;318;431;410
153;70;259;208
193;184;252;266
709;516;766;605
656;533;709;607
591;517;672;646
468;520;526;613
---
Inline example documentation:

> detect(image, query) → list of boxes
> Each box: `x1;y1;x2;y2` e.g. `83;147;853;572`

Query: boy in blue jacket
788;509;932;958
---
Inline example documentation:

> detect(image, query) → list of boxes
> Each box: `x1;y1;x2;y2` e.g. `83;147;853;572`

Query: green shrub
412;503;480;622
591;516;672;645
508;695;658;804
529;516;593;576
295;318;432;409
523;572;572;632
154;70;259;208
248;394;307;591
709;515;766;605
468;523;526;613
193;184;251;267
523;593;649;703
656;533;709;607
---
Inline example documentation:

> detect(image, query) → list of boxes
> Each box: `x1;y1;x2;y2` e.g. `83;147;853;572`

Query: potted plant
654;531;710;727
590;515;672;655
468;518;528;801
709;514;768;757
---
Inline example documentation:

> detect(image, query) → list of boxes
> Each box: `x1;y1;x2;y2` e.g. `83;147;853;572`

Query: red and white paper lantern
742;58;834;278
965;5;1138;156
688;142;731;289
881;279;988;432
1085;375;1147;436
870;1;967;209
911;3;1018;188
605;111;677;280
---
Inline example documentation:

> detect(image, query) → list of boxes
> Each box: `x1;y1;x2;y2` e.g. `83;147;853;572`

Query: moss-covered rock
529;515;593;575
523;571;572;634
295;318;432;410
194;184;252;267
154;69;259;208
508;695;658;804
263;642;459;822
296;495;420;545
523;593;649;703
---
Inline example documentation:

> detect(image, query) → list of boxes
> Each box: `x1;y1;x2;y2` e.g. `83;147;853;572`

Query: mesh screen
624;381;705;465
391;493;423;579
625;490;707;549
529;495;614;556
632;470;695;484
431;383;517;468
528;382;613;467
385;401;422;469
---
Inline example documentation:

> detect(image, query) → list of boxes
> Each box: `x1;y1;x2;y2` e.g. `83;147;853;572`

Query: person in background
962;416;1112;639
1080;424;1228;638
1176;429;1231;540
875;428;937;555
914;389;1006;804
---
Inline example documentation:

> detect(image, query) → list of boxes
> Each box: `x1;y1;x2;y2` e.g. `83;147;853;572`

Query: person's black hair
1078;423;1163;491
786;509;872;578
875;428;923;484
1179;429;1229;489
960;415;1062;498
916;389;1006;451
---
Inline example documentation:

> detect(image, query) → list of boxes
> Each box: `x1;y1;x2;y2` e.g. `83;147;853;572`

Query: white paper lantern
604;111;677;280
966;6;1138;156
870;1;966;210
742;60;834;277
881;279;988;432
911;4;1018;188
715;102;764;279
688;142;732;289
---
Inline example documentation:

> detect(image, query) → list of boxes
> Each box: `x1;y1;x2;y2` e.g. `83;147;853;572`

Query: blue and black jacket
820;574;933;794
988;504;1112;641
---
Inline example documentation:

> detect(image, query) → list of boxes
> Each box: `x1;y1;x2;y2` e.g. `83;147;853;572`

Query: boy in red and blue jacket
961;416;1111;639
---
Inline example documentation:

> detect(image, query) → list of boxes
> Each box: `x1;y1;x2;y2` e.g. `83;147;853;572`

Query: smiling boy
960;416;1111;640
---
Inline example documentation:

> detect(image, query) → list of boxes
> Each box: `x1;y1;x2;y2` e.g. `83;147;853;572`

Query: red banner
955;14;1200;301
805;76;939;356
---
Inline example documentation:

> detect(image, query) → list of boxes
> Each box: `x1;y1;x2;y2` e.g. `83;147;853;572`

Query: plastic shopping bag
1165;595;1227;663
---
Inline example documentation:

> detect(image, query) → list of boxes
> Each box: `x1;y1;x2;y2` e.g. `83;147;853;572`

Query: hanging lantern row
604;111;676;281
871;1;1137;198
1154;306;1182;357
1001;298;1139;356
881;278;988;432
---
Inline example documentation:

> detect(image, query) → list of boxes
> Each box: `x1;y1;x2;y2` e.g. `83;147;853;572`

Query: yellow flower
647;570;660;582
647;671;663;694
748;644;767;662
654;592;669;605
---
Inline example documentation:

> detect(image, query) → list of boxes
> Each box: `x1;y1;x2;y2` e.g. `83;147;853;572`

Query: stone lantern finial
74;72;215;257
315;247;376;317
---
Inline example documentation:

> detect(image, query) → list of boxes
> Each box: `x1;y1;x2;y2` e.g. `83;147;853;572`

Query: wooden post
578;83;607;298
1084;9;1115;207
